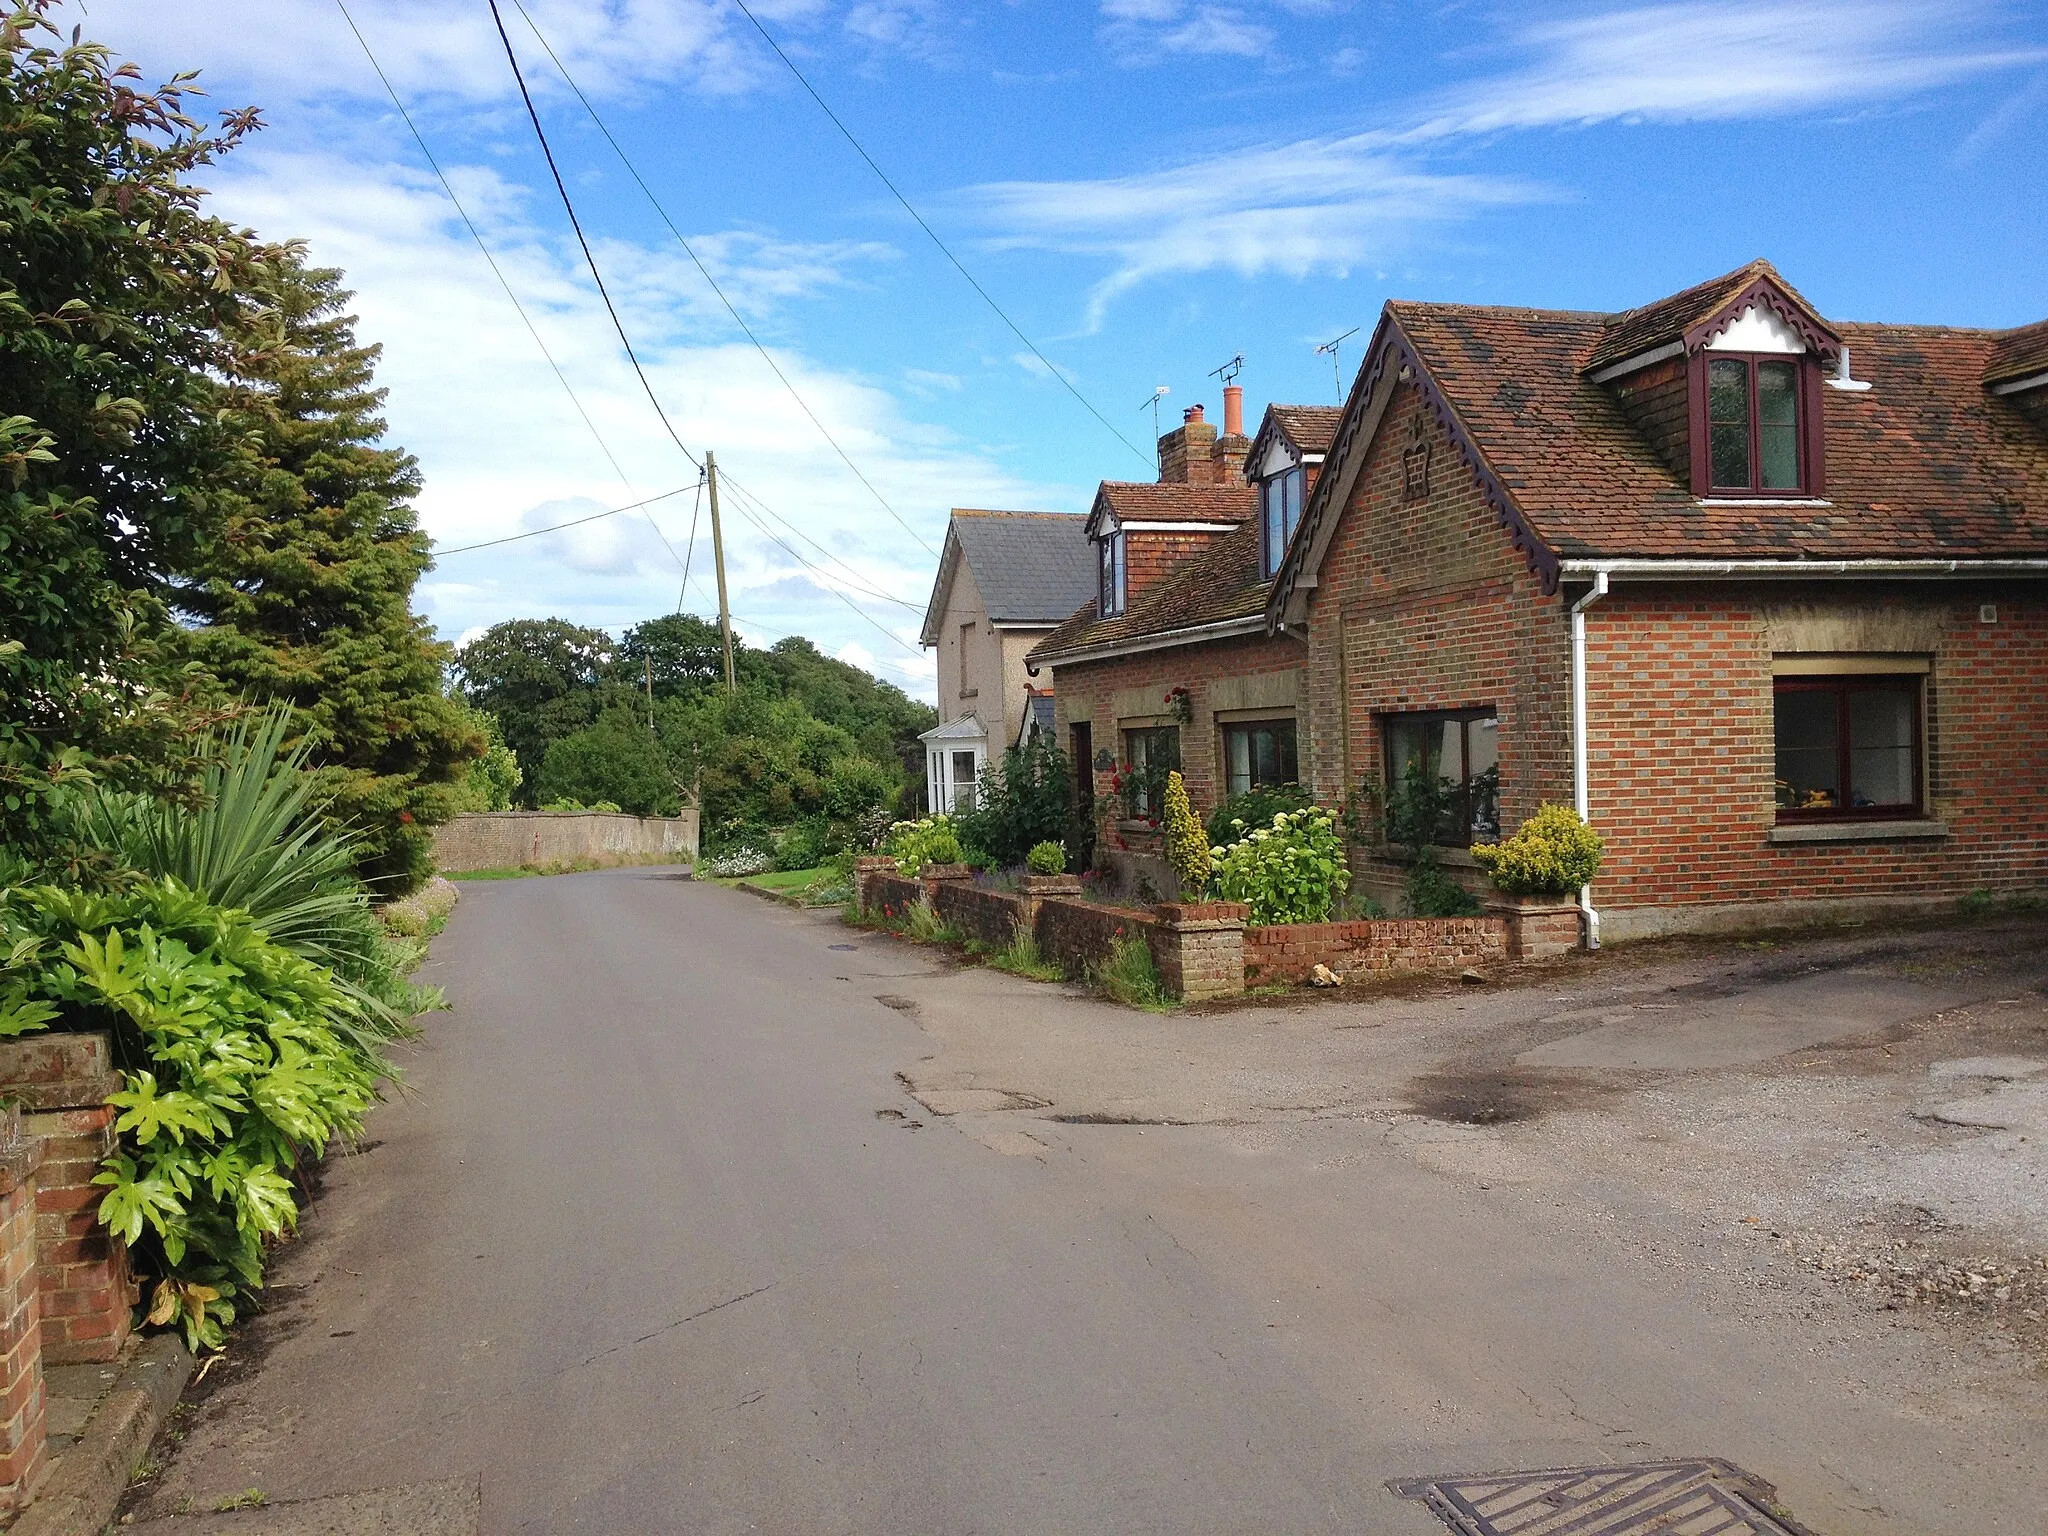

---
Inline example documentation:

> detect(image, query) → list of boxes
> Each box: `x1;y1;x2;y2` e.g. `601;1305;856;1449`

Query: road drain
1390;1459;1812;1536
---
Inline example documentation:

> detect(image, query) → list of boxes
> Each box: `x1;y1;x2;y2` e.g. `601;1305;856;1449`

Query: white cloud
961;136;1534;329
1408;0;2048;139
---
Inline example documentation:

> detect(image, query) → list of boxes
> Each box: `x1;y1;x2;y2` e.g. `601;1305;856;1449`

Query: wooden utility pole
704;451;736;694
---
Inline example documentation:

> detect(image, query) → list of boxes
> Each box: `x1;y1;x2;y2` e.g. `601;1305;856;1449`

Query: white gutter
1570;572;1609;951
1559;558;2048;580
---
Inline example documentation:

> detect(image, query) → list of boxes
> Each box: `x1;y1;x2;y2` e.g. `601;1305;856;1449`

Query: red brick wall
0;1129;46;1510
28;1105;132;1365
1303;381;1572;858
1243;917;1506;985
1585;586;2048;916
1050;630;1309;834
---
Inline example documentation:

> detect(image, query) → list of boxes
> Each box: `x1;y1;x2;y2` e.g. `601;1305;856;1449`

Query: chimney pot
1222;384;1243;438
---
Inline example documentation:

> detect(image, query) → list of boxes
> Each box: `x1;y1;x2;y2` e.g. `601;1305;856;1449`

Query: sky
49;0;2048;701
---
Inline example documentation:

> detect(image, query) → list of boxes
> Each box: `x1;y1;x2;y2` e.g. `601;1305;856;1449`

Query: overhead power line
433;485;699;556
726;0;1156;473
507;0;939;561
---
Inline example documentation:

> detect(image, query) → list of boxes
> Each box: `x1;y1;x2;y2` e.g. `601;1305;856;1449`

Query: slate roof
921;509;1095;645
1028;518;1274;666
1384;301;2048;561
1267;405;1343;455
1986;319;2048;388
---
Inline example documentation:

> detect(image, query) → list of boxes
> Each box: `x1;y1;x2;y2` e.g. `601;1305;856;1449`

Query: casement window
1693;353;1824;496
1222;719;1298;796
1121;725;1179;821
1258;466;1305;580
1383;710;1500;845
1098;524;1127;616
1773;676;1921;819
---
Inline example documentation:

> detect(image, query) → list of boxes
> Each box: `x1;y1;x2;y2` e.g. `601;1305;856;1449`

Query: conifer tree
175;258;479;888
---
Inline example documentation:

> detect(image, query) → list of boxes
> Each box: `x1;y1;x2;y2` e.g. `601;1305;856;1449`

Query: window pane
1757;361;1799;489
1774;689;1841;810
1709;359;1751;487
1848;688;1914;808
1467;715;1500;839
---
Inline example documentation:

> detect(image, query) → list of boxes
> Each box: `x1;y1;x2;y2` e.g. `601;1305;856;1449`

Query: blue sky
57;0;2048;700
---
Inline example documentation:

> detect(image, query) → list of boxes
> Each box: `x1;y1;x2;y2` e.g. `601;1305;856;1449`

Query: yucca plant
72;709;427;1053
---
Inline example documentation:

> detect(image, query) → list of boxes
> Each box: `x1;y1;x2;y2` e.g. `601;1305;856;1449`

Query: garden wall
432;810;697;872
1243;916;1508;986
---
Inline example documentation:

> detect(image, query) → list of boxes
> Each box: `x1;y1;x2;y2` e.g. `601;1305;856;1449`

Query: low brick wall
1035;897;1157;978
1243;916;1508;986
432;810;697;872
934;883;1028;948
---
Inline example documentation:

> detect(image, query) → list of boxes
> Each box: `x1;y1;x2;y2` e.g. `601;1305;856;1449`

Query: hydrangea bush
1210;804;1349;925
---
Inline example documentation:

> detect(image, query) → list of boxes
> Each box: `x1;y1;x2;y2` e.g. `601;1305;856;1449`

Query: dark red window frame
1687;351;1827;498
1772;675;1923;822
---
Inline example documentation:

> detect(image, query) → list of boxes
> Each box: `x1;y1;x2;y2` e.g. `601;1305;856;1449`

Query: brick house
1027;389;1339;889
1035;261;2048;938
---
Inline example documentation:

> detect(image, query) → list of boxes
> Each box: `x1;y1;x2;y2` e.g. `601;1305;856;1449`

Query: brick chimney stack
1157;403;1217;485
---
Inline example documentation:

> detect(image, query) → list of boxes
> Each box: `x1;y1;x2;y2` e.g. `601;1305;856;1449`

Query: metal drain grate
1389;1459;1814;1536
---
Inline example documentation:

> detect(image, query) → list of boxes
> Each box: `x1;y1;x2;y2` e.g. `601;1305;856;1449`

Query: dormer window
1098;522;1126;616
1258;466;1303;580
1707;355;1803;493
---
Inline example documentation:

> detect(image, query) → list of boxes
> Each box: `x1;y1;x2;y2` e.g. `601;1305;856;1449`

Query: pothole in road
1391;1458;1812;1536
1404;1067;1627;1126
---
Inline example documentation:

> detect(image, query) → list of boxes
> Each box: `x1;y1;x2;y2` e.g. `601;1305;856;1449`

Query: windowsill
1768;819;1948;844
1696;496;1832;507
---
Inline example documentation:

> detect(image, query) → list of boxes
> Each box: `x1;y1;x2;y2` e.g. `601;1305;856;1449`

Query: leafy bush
1162;771;1210;898
774;819;830;872
1211;805;1349;926
1471;804;1603;896
1205;782;1313;849
884;815;962;876
956;741;1070;868
0;880;383;1350
1093;931;1169;1010
1026;840;1066;876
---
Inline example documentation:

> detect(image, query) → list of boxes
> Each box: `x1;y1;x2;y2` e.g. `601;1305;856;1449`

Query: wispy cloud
960;136;1533;329
1409;0;2048;137
971;0;2046;323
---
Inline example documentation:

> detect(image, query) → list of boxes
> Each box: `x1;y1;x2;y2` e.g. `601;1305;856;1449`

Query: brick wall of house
1584;585;2048;928
1302;381;1573;871
1049;630;1310;836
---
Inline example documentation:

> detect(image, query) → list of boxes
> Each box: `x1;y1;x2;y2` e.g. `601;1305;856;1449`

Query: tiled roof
1385;302;2048;560
1267;405;1343;455
1028;518;1271;665
925;509;1096;643
1097;482;1253;524
1583;258;1834;372
1986;319;2048;388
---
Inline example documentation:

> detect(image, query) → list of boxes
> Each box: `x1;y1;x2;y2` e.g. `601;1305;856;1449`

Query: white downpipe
1570;571;1610;950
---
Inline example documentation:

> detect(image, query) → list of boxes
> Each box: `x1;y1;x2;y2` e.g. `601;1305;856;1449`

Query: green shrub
1026;840;1066;876
1471;804;1603;896
1211;805;1349;926
1093;931;1169;1010
774;819;829;872
1162;771;1210;898
1205;782;1313;849
884;815;962;875
0;880;383;1351
956;740;1071;868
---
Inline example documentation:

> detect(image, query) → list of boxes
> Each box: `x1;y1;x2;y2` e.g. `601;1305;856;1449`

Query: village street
123;870;2048;1535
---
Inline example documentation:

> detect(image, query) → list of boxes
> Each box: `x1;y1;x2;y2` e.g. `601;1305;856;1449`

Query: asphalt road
130;868;2046;1534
